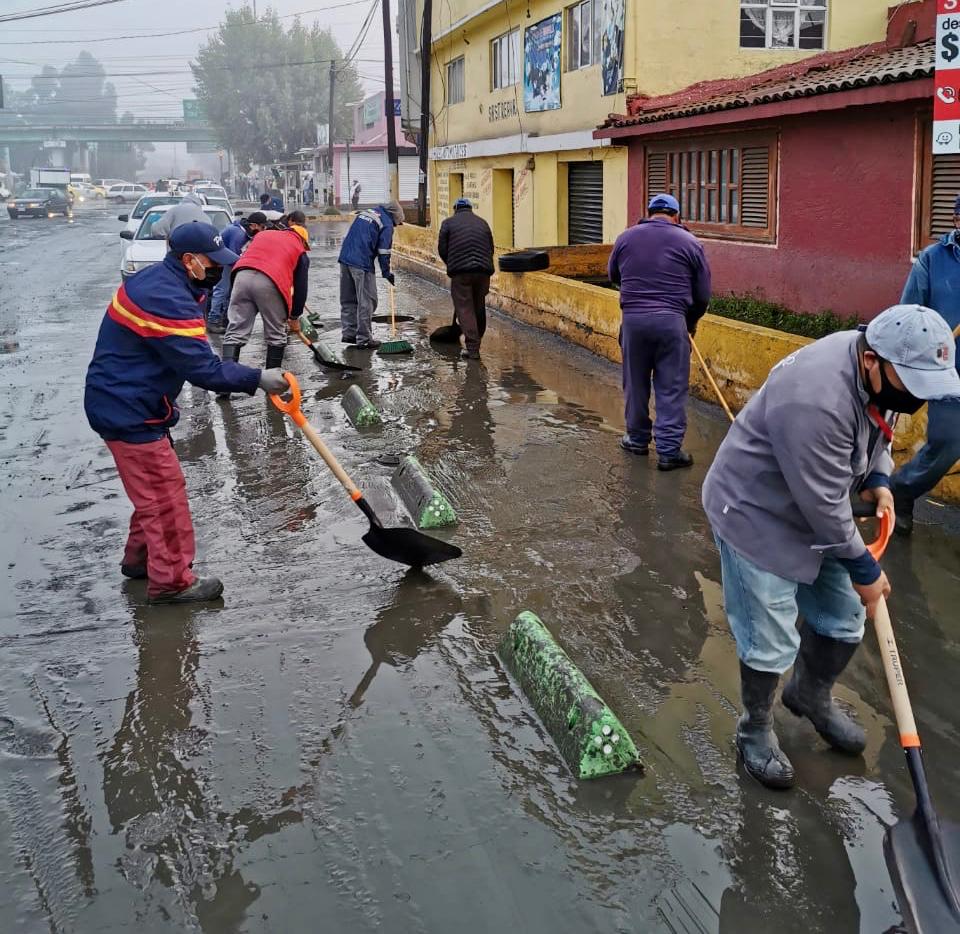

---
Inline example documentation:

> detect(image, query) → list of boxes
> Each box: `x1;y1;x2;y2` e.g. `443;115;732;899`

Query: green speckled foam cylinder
498;611;642;780
300;316;319;341
342;385;382;428
391;456;457;529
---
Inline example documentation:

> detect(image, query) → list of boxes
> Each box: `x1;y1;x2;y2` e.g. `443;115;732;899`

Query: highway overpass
0;122;217;144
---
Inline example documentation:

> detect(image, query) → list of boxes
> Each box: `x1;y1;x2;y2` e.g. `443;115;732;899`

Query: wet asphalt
1;204;960;933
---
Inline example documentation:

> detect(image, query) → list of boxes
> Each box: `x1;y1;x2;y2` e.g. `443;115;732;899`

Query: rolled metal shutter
568;161;604;244
340;150;387;204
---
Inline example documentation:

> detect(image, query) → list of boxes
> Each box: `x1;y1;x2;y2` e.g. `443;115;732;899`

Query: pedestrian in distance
337;201;404;349
83;223;290;605
151;192;207;240
437;198;494;360
351;179;362;210
702;304;960;790
220;223;311;382
609;193;711;471
206;211;268;335
889;193;960;536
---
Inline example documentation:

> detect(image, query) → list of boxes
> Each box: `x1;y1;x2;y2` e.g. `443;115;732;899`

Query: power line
0;0;135;24
0;0;371;44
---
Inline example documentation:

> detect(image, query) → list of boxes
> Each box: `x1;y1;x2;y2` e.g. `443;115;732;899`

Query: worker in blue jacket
207;211;267;334
891;194;960;535
338;200;404;349
84;223;289;605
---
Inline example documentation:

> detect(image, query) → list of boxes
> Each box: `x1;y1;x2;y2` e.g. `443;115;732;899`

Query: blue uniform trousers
891;398;960;503
620;311;690;457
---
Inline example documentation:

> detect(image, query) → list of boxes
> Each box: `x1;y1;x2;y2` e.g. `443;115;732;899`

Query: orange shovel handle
268;371;305;425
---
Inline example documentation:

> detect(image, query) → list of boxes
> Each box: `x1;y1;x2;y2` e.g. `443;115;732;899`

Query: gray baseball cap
865;304;960;400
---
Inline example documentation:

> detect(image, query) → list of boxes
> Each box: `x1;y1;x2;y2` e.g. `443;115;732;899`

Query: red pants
106;437;197;598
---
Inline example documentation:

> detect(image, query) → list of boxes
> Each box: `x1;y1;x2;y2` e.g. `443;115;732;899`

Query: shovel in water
270;373;462;568
859;507;960;931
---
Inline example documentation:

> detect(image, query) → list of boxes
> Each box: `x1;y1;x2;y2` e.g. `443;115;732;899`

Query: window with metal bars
566;0;599;71
740;0;827;51
917;122;960;251
447;57;465;105
645;134;777;242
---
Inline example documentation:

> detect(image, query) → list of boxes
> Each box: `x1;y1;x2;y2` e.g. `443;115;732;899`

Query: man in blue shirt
608;194;712;470
207;211;267;334
891;195;960;535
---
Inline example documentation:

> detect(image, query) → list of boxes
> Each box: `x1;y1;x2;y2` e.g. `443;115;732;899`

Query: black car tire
113;196;125;204
498;250;549;273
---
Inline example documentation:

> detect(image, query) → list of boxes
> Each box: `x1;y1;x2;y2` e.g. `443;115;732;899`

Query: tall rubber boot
265;344;285;370
736;661;795;789
218;344;241;400
782;625;866;754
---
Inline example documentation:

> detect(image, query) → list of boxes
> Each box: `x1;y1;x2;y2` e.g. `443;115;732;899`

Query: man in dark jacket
608;193;712;470
84;223;289;605
438;198;494;360
207;211;267;334
221;224;310;377
338;201;403;349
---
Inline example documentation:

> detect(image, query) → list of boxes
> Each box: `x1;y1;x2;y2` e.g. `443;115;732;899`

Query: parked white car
106;182;148;204
119;204;233;279
117;194;185;257
203;196;235;216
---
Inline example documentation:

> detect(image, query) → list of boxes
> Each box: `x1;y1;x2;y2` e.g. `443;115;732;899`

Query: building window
447;56;465;105
740;0;827;51
916;121;960;251
645;134;778;242
491;29;521;90
567;0;599;71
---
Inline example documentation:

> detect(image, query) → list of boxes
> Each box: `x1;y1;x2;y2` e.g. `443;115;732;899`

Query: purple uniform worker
608;193;712;471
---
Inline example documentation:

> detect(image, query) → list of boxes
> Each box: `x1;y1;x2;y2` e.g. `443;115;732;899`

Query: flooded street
3;206;960;933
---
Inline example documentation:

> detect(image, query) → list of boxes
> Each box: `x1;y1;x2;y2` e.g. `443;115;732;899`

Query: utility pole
328;59;336;206
417;0;432;226
382;0;400;202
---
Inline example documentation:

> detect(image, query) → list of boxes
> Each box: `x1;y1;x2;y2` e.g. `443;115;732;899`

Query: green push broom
377;284;413;356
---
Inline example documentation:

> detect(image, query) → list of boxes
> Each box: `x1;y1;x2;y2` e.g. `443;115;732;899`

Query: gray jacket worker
152;192;207;239
702;305;960;791
438;198;494;360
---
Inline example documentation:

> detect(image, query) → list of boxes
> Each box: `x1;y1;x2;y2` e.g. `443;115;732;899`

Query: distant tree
191;8;363;169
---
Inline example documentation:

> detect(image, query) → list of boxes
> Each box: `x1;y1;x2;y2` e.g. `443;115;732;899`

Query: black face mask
197;265;223;290
868;359;924;415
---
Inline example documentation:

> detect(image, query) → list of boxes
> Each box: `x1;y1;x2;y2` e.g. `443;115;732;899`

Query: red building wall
625;101;924;320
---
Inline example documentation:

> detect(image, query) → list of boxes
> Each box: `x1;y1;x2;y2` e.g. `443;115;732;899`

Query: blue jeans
715;536;865;674
891;398;960;504
208;263;234;324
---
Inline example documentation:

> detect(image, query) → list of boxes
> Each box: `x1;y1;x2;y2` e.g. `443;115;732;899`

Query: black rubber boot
736;661;795;789
893;490;915;537
265;344;285;370
782;625;866;754
657;451;694;472
218;344;241;400
148;576;224;605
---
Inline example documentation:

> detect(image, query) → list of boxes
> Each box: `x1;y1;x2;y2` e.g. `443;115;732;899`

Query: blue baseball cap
454;198;473;209
168;222;239;265
866;304;960;400
648;193;680;214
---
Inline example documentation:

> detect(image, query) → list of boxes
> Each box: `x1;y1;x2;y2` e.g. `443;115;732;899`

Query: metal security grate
568;161;603;244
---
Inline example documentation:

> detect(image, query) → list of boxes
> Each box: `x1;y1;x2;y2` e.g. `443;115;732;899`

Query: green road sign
182;99;207;123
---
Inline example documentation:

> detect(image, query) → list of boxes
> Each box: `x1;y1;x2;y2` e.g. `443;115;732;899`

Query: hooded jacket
84;254;261;443
438;206;495;276
338;206;395;277
151;193;207;239
901;231;960;373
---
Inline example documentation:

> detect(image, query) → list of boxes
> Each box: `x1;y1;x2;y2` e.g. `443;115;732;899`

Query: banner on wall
524;13;562;113
935;0;960;152
601;0;625;96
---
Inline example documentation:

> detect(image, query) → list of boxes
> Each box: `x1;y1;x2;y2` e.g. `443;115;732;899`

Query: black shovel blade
309;344;362;372
429;324;462;344
362;524;462;568
886;816;960;933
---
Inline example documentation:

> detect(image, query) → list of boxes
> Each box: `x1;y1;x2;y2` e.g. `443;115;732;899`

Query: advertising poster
524;13;562;113
601;0;625;97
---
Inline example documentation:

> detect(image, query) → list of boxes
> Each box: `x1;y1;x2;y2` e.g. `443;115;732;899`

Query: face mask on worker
867;356;924;415
185;254;223;289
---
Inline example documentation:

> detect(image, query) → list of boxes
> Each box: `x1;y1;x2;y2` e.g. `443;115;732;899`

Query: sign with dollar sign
936;0;960;152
